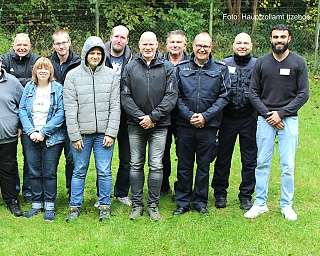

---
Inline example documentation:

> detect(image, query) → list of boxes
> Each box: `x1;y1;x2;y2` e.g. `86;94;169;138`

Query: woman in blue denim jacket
19;57;65;221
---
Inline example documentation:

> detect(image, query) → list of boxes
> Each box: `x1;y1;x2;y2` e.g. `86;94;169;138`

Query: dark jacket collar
136;51;164;67
11;51;32;60
51;50;80;65
190;53;213;68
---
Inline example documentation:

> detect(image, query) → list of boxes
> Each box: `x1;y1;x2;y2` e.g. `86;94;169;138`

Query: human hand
190;113;205;128
72;139;83;151
139;115;155;129
103;135;114;147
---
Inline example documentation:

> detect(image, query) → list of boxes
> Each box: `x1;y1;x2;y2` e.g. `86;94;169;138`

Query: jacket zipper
196;68;201;113
91;71;98;132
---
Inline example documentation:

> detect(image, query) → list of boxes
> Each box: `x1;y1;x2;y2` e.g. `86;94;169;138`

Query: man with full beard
244;24;309;221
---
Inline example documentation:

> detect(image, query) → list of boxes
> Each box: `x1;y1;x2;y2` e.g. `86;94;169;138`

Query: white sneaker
244;204;269;219
116;196;132;206
94;201;100;208
281;207;298;221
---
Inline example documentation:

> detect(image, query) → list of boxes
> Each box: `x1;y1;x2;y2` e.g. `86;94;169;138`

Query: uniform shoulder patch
214;60;226;65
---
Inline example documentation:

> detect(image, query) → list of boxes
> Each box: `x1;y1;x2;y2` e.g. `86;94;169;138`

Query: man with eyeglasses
212;33;257;211
49;29;81;199
1;33;39;202
173;32;230;215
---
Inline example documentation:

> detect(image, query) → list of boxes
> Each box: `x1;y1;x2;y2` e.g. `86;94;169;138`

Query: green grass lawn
0;80;319;256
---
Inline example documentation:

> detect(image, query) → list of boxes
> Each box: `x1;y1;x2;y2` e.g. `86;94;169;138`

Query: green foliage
162;8;206;49
0;31;11;54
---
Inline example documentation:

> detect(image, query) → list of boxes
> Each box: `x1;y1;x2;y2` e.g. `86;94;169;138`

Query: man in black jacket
104;25;133;207
1;33;39;201
173;32;230;216
212;33;257;211
1;33;39;86
121;32;178;221
49;29;81;198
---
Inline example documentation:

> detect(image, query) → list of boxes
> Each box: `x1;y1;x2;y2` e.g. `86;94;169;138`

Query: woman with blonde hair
19;57;65;221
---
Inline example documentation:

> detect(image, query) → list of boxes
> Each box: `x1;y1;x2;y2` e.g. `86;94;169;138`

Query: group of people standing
0;23;308;222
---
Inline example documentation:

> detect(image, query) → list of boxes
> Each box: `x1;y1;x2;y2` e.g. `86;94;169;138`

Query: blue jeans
128;125;167;207
70;133;113;207
254;116;298;208
23;135;63;210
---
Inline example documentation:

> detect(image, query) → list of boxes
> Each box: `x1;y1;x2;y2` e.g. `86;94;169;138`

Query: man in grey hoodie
64;36;120;222
0;62;24;217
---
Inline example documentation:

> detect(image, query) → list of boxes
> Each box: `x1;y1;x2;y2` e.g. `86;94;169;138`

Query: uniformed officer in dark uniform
212;33;257;210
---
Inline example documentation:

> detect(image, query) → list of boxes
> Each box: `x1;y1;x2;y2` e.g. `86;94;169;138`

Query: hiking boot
129;206;144;220
147;207;161;221
99;205;111;221
24;208;41;218
7;199;23;217
44;210;55;222
116;196;132;206
244;205;269;219
66;207;80;222
281;207;298;221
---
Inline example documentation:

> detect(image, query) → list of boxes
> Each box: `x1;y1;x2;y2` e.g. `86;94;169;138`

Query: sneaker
116;196;132;206
99;205;111;221
7;199;23;217
129;206;144;220
94;201;100;208
44;210;55;222
147;207;161;221
281;207;298;221
66;207;80;222
244;205;269;219
25;208;41;218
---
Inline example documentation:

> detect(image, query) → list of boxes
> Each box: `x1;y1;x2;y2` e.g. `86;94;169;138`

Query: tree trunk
251;0;259;34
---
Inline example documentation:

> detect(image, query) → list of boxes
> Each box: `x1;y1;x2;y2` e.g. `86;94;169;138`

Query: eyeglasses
195;44;211;50
54;41;69;46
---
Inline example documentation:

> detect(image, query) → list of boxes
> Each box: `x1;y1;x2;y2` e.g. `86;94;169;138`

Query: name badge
280;68;290;76
228;66;236;74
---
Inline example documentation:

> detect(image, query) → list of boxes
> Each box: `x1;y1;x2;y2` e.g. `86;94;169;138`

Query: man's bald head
13;33;32;57
139;31;158;63
233;32;253;56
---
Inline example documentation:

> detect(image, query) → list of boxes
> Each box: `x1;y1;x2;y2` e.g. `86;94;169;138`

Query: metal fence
0;1;317;59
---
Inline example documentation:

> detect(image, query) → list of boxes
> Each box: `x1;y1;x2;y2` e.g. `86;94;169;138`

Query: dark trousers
23;135;63;204
114;118;131;198
15;136;31;197
63;136;74;196
161;125;173;192
175;126;218;209
0;141;19;204
212;115;257;200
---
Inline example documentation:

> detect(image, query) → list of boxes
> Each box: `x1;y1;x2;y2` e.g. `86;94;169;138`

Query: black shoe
196;206;209;214
240;199;253;210
215;197;227;208
173;207;189;216
7;199;23;217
